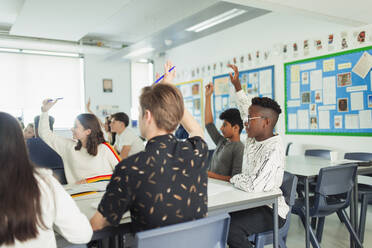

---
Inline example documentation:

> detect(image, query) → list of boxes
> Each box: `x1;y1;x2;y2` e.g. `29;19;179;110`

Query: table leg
350;175;359;248
273;197;278;248
305;177;310;248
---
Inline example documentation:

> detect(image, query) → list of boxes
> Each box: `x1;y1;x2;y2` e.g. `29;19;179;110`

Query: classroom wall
153;12;372;157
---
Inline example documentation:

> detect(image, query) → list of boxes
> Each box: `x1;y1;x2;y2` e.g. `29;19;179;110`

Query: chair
292;163;363;248
248;172;298;248
285;142;293;156
53;168;68;185
207;149;215;168
134;213;230;248
304;149;331;159
344;152;372;242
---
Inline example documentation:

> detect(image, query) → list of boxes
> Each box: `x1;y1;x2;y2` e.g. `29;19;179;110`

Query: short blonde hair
140;84;184;132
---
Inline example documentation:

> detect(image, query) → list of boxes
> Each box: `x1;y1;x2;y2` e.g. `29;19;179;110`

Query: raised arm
161;61;204;139
86;98;105;130
204;82;214;125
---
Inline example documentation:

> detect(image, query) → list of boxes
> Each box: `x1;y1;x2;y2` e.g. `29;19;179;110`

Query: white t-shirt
39;112;120;184
114;128;144;157
2;168;92;248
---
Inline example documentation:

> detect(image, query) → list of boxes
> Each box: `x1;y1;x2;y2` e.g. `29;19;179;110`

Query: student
204;82;244;182
0;112;92;248
110;112;144;159
39;100;120;184
226;64;288;248
24;123;35;140
27;115;64;172
90;62;208;232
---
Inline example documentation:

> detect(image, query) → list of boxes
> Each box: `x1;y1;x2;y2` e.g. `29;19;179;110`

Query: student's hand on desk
41;99;58;112
205;82;214;97
227;64;242;92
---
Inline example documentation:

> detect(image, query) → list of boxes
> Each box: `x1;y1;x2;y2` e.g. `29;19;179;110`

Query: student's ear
232;124;240;134
85;128;92;136
144;110;152;123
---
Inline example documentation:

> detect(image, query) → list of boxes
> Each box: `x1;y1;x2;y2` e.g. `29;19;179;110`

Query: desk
285;155;372;248
63;178;282;248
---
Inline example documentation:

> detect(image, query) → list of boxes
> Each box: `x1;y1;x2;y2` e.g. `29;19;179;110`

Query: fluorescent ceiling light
124;47;155;58
138;58;149;63
0;47;20;53
186;8;246;33
21;49;80;57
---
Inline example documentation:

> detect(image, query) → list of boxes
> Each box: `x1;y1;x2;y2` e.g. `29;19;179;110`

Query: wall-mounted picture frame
103;79;113;93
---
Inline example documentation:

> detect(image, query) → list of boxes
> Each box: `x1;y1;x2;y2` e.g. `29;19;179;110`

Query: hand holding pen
154;61;175;84
42;98;63;112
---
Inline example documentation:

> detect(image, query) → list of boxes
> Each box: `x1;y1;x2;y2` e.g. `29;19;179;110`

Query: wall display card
310;70;323;90
285;46;372;136
350;92;364;110
213;65;275;127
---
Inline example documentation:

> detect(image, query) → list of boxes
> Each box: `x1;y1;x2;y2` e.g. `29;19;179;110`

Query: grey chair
304;149;331;159
344;152;372;242
292;163;363;248
134;213;230;248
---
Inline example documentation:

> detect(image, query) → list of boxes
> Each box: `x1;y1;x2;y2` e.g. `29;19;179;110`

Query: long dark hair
0;112;45;245
74;114;105;156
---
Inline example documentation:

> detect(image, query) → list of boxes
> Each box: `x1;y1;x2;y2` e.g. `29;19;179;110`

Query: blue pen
154;66;175;84
47;97;63;102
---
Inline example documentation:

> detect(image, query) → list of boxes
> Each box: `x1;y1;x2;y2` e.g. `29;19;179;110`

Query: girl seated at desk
0;112;93;248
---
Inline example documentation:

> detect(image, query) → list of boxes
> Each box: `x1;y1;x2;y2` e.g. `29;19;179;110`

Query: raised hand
162;61;176;84
227;64;242;92
86;98;93;113
41;99;59;112
205;82;214;98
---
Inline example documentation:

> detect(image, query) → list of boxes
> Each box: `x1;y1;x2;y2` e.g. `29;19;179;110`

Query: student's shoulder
183;136;208;154
115;150;148;171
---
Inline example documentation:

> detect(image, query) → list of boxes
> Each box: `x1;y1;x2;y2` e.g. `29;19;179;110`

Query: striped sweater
230;90;289;219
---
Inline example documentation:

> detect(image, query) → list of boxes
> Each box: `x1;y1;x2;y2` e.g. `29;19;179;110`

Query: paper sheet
309;104;317;116
318;105;336;111
334;115;343;129
301;72;309;84
300;62;316;71
323;76;336;105
297;110;309;129
214;76;230;95
310;70;323;90
318;110;330;129
346;85;367;92
259;69;272;94
323;59;335;72
345;114;359;129
352;52;372;78
291;65;300;82
290;83;300;99
288;113;297;129
287;100;301;107
338;63;352;70
359;110;372;129
215;96;222;112
350;92;364;111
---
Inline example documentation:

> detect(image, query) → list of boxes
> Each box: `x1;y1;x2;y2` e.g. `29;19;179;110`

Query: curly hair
219;108;244;134
251;97;282;115
74;114;105;156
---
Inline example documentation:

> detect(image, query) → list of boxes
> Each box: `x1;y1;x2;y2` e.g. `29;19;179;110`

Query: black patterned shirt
98;134;209;232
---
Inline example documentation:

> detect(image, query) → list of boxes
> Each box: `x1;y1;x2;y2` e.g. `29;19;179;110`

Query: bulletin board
176;79;204;126
285;46;372;136
212;65;275;128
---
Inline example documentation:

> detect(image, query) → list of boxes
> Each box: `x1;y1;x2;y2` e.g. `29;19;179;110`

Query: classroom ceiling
0;0;371;59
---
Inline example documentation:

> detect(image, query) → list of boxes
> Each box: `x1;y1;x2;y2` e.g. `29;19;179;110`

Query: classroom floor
284;204;372;248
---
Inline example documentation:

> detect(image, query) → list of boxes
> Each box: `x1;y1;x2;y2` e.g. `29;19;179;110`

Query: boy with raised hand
226;64;288;248
90;61;209;233
204;82;244;182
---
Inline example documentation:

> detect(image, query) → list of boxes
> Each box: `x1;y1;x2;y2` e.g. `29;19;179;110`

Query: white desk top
285;155;372;177
71;178;281;221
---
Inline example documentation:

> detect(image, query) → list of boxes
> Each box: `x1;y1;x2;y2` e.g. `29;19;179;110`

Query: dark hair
0;112;46;245
74;114;105;156
140;84;184;132
251;97;282;127
251;97;282;115
219;108;243;134
111;112;129;127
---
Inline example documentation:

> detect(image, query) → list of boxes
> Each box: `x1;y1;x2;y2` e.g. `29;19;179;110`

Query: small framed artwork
103;79;113;93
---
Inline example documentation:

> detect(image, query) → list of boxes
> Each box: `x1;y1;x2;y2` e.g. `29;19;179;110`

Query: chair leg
254;235;265;248
359;194;369;243
308;225;321;248
311;217;317;229
339;209;364;248
279;237;287;248
336;211;344;223
316;217;325;243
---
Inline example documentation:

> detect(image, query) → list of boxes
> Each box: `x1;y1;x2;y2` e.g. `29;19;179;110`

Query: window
0;51;84;129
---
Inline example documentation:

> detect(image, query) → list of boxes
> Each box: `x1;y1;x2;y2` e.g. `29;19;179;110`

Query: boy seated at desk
204;82;244;182
226;64;288;248
90;61;209;233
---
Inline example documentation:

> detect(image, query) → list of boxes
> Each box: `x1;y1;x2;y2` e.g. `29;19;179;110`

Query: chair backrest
312;163;357;216
27;137;64;169
53;168;67;185
281;172;298;207
207;149;215;168
285;142;293;156
134;213;230;248
344;152;372;161
305;149;331;159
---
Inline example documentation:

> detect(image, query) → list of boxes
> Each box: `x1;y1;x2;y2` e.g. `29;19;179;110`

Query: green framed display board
285;46;372;136
212;65;275;129
176;79;204;126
